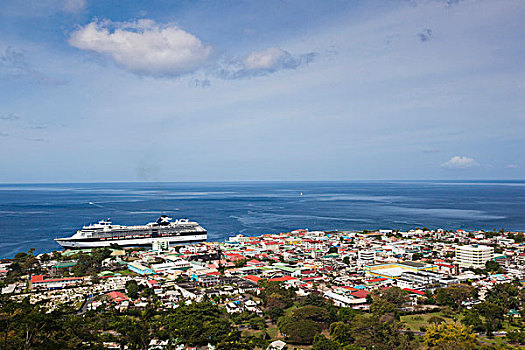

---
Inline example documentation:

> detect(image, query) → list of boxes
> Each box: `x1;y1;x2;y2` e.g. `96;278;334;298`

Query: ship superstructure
55;215;207;249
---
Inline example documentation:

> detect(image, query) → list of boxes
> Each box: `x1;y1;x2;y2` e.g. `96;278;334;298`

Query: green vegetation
0;298;268;350
424;323;477;349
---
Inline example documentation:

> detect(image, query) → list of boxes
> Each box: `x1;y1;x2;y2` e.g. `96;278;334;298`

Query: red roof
225;253;246;261
436;263;455;269
243;275;262;283
246;259;263;265
366;278;388;283
341;286;358;291
107;291;128;302
403;288;425;296
268;276;296;282
31;275;83;283
350;290;370;299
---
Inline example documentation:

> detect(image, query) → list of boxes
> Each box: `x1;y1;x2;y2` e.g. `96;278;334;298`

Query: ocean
0;181;524;259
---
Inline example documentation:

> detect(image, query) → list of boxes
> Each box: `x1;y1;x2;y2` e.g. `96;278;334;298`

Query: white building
455;244;494;268
152;239;169;252
357;250;376;266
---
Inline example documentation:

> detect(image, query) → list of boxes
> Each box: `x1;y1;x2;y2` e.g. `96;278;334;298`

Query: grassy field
266;324;279;339
285;305;297;315
401;312;456;331
401;311;522;348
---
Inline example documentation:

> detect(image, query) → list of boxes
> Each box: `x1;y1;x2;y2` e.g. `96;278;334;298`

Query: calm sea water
0;181;524;258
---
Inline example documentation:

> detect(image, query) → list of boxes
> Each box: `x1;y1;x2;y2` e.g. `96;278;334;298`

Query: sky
0;0;524;182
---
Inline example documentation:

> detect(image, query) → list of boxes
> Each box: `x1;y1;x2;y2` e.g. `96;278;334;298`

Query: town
1;227;525;350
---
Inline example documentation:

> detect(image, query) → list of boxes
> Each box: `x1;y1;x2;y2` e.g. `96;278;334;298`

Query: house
267;340;287;350
262;241;280;251
226;302;242;313
246;259;265;267
106;291;128;303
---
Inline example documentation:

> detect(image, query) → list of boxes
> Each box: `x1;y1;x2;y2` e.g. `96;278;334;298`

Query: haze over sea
1;181;524;258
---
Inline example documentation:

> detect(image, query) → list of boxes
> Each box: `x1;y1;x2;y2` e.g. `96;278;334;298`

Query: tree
428;316;446;325
0;300;59;350
329;321;353;345
277;306;331;345
351;314;415;350
461;311;483;332
266;307;284;322
119;317;151;350
424;323;477;349
343;256;350;265
165;302;229;346
338;307;360;323
312;334;339;350
485;282;520;312
379;287;409;307
412;253;423;261
292;306;331;328
126;279;139;299
278;318;320;344
328;246;338;254
514;232;525;243
248;317;266;330
435;284;476;310
370;298;398;318
301;292;328;307
485;260;503;274
474;301;505;336
506;329;525;345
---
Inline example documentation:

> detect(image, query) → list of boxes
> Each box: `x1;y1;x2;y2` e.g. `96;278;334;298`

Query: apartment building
455;244;494;268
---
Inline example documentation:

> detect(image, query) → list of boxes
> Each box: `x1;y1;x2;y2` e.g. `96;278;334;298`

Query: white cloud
441;156;479;169
63;0;87;14
505;164;518;169
244;47;292;70
68;19;212;77
217;47;317;79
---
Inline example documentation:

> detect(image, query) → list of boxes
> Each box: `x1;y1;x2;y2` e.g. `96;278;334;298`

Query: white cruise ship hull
55;234;207;249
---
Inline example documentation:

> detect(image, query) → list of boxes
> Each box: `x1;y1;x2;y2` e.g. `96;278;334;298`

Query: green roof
61;249;92;256
272;265;297;273
52;261;77;268
99;271;113;276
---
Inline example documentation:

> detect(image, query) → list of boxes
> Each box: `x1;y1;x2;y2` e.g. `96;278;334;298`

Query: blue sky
0;0;524;182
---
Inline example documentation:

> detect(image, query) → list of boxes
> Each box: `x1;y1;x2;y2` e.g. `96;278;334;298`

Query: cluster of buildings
1;227;525;347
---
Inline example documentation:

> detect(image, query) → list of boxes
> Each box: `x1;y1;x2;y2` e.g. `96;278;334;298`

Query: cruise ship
54;215;207;249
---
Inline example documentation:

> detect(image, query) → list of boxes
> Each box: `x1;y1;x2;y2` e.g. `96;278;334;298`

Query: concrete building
364;261;437;279
127;262;154;275
152;239;169;252
455;244;494;268
358;250;376;265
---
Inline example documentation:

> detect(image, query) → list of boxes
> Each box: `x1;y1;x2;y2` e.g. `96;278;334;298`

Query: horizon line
1;179;525;186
